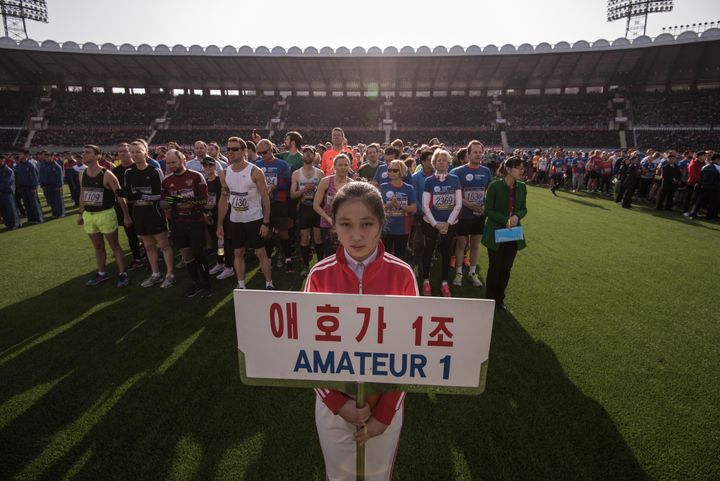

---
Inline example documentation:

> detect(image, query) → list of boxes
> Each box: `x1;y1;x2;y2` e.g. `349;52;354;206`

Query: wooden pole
356;382;365;481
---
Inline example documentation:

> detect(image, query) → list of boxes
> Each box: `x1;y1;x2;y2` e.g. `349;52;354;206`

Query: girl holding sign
482;156;527;311
305;181;418;481
420;149;463;297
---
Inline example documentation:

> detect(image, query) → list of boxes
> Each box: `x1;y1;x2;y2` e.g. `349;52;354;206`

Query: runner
77;144;131;287
162;148;211;298
216;137;274;290
290;145;324;275
450;140;491;288
421;149;463;297
255;139;293;270
123;141;175;288
314;154;354;259
112;142;147;271
379;159;416;260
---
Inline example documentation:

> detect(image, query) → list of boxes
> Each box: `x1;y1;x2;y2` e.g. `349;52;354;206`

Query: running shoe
160;274;176;289
422;280;431;296
128;258;147;271
469;273;483;287
140;273;163;288
440;283;451;297
117;272;129;288
209;263;225;276
265;284;275;290
216;267;235;280
85;272;109;287
198;287;213;298
452;272;463;287
183;283;203;298
237;282;246;289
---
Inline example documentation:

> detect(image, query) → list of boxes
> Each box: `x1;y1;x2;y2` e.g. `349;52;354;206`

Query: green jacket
481;179;527;251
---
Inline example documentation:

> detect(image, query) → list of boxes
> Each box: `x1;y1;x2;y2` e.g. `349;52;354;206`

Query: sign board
234;290;495;395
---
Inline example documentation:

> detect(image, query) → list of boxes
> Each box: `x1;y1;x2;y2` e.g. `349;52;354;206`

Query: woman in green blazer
482;156;527;311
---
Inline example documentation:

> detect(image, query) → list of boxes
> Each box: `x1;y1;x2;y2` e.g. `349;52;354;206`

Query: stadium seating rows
0;89;718;150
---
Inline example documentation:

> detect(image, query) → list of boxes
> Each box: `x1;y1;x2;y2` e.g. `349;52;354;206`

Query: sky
16;0;720;49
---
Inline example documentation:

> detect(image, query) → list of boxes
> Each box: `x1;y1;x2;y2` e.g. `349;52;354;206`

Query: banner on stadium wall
234;290;495;395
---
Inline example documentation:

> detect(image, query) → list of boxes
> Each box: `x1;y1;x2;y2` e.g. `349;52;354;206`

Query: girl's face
334;199;382;262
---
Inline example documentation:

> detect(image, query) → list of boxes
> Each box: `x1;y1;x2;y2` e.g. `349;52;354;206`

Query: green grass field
1;186;719;481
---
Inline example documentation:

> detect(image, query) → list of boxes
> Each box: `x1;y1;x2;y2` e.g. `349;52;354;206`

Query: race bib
207;193;217;207
134;186;153;206
266;174;278;186
433;193;455;210
386;194;408;217
464;188;485;205
83;187;104;206
230;192;249;212
325;192;335;208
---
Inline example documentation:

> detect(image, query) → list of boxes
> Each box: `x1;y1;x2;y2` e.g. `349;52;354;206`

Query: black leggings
382;234;408;260
421;221;457;282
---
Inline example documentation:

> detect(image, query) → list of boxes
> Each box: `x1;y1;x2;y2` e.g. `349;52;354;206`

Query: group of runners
17;129;508;300
525;147;720;217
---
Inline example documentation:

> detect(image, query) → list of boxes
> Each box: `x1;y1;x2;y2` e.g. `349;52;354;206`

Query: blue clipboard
494;226;524;243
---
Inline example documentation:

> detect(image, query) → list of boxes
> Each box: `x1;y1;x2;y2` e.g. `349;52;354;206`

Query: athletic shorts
83;208;118;235
288;198;299;218
456;216;485;236
132;206;167;236
298;203;320;230
269;202;289;231
228;218;264;249
170;220;206;250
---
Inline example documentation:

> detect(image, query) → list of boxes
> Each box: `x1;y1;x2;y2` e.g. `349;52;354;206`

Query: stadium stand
1;30;719;151
284;95;382;128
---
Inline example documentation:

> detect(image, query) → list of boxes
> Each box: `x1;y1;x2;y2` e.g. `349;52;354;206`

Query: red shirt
600;160;613;175
304;242;418;425
161;169;208;222
687;159;703;185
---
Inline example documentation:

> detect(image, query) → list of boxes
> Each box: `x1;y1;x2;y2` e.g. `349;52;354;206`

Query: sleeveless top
320;175;352;228
82;168;116;212
297;167;323;206
225;163;263;223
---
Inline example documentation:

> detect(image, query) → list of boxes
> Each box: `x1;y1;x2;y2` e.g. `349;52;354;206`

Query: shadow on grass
398;308;648;480
0;262;318;481
560;195;611;210
0;266;646;480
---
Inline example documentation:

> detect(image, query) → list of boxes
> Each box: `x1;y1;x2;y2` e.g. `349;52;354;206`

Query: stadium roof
1;30;720;92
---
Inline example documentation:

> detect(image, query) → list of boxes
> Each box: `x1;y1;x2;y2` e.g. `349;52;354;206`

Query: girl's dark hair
498;156;524;176
332;181;385;226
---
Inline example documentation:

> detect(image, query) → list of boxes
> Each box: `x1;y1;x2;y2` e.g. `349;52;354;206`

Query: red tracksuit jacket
304;242;419;425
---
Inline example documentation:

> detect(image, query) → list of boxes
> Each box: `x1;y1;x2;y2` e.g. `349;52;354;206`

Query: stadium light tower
607;0;674;38
0;0;48;41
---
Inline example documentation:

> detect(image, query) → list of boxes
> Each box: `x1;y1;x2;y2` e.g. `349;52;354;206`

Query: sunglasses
387;168;401;173
227;147;243;152
257;150;270;156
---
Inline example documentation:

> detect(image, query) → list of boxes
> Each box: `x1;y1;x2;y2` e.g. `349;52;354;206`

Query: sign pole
356;381;365;481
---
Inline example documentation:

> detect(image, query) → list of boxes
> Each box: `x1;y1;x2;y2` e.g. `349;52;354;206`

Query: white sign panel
234;290;495;391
